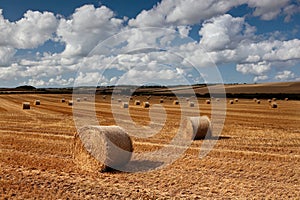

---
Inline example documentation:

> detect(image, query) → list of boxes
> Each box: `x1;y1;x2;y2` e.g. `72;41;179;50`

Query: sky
0;0;300;87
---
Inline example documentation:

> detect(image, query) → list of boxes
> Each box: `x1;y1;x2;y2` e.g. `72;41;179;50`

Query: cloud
275;70;295;81
128;0;294;28
236;61;271;75
253;75;269;82
56;5;123;58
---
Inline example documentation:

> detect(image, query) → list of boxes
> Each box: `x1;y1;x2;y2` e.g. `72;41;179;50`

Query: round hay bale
61;98;66;103
253;98;257;102
22;102;30;110
272;98;277;101
257;100;261;104
83;97;88;101
169;97;173;100
111;97;114;100
183;116;212;140
216;98;220;102
234;98;238;103
68;100;73;106
117;99;122;103
189;101;195;107
76;98;81;102
159;99;164;103
34;100;40;105
134;100;141;105
267;99;272;103
173;100;179;105
121;102;129;108
147;96;151;100
73;126;133;172
186;98;190;102
143;101;150;108
103;95;106;100
229;100;234;104
285;98;288;101
205;100;211;104
270;102;278;108
129;97;133;100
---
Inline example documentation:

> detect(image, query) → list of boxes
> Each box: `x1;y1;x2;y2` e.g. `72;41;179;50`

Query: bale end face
229;100;234;104
134;100;141;106
68;101;73;106
173;100;179;105
61;99;66;103
206;100;211;104
159;99;164;103
270;102;278;108
22;102;30;110
183;116;212;140
34;100;40;105
73;126;133;172
143;102;150;108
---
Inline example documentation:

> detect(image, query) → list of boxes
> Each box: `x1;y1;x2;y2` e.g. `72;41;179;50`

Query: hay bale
22;102;30;110
83;97;88;101
121;102;129;108
169;97;173;100
111;97;114;100
147;96;151;100
159;99;164;103
285;98;288;101
216;98;220;102
134;100;141;105
257;100;261;104
268;99;272;103
186;98;190;102
272;98;277;101
68;100;73;106
229;100;234;104
270;102;278;108
34;100;40;105
173;100;179;105
234;98;238;103
205;100;211;104
103;95;106;100
76;98;81;102
73;126;133;172
117;99;122;103
189;102;195;107
253;98;257;102
61;98;66;103
143;102;150;108
129;97;133;100
183;116;212;140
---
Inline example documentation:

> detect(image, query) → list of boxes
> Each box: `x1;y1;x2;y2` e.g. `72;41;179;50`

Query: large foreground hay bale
143;102;150;108
34;100;40;105
270;102;278;108
22;102;30;110
134;100;141;105
73;126;133;172
183;116;212;140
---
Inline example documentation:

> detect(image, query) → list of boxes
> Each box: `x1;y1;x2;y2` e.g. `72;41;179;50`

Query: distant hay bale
159;99;164;103
134;100;141;105
83;97;88;101
206;100;211;104
76;98;81;102
189;102;195;107
268;99;272;103
117;99;122;103
270;102;278;108
169;97;172;100
216;98;220;102
183;116;212;140
73;126;133;172
186;98;190;101
34;100;40;105
229;100;234;104
272;98;277;101
147;96;151;100
257;100;261;104
68;100;73;106
129;97;133;100
173;100;179;105
121;102;129;108
285;98;288;101
22;102;30;110
234;98;238;102
111;97;114;100
253;98;257;102
103;95;106;100
143;102;150;108
61;98;66;103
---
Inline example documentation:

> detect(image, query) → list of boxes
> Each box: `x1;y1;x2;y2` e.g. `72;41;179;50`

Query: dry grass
0;94;299;199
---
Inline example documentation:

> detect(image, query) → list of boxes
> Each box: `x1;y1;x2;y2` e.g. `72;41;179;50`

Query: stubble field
0;94;299;199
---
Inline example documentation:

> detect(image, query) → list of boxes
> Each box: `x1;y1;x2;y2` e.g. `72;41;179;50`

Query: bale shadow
209;136;231;140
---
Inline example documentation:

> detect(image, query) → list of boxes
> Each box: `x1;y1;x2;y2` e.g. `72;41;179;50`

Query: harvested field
0;94;299;199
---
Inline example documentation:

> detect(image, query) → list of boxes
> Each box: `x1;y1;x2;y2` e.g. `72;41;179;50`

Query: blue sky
0;0;300;87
